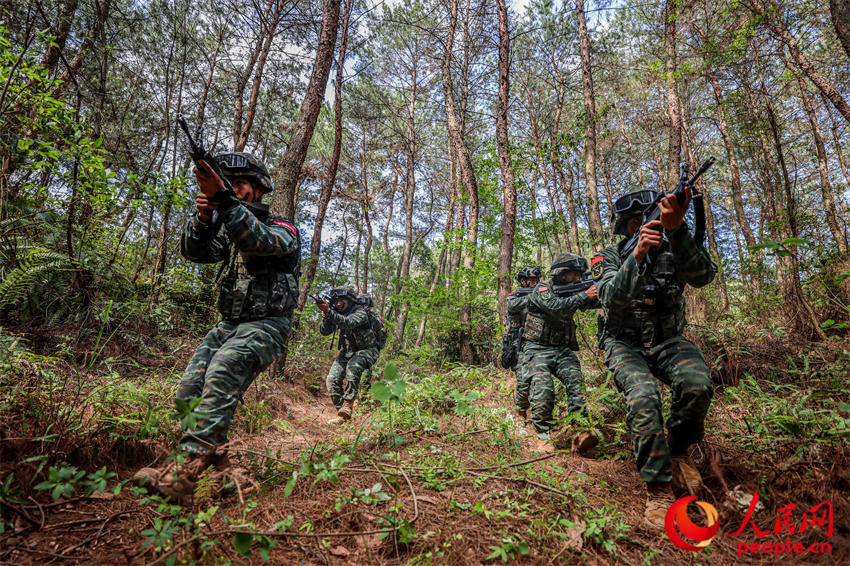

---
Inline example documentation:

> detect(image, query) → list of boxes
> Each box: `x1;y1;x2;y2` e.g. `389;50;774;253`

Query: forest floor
0;323;848;565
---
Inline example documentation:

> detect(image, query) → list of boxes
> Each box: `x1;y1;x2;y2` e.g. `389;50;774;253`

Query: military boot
644;482;676;529
671;454;702;495
327;399;354;425
133;455;208;506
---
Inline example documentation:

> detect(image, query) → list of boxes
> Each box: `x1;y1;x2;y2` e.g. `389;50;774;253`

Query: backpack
368;309;388;350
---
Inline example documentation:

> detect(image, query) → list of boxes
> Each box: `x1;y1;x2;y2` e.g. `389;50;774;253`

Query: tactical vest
217;203;301;322
605;244;685;348
523;310;579;350
508;308;526;331
339;306;379;351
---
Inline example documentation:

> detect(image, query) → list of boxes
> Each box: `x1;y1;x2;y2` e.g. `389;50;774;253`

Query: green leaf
372;382;391;402
383;362;398;381
284;471;298;497
781;237;809;246
233;532;253;556
390;380;406;397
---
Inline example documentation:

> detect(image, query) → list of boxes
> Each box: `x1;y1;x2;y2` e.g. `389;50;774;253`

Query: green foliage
33;463;117;501
486;536;530;562
172;397;208;432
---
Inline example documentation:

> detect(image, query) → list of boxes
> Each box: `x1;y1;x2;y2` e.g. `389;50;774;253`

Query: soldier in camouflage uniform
505;266;541;420
593;187;716;528
523;254;599;454
318;288;381;424
134;153;300;504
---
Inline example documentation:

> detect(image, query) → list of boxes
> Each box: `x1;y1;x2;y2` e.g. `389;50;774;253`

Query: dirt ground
1;336;848;565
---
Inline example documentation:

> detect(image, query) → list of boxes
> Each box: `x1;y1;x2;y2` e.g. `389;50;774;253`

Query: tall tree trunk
794;72;848;252
392;55;418;350
575;0;604;251
379;170;396;316
442;0;479;364
297;0;351;308
663;0;682;190
616;105;646;191
830;0;850;59
233;0;274;148
360;128;373;292
747;0;850;123
707;71;756;247
272;0;341;219
495;0;516;328
40;0;79;76
755;51;828;340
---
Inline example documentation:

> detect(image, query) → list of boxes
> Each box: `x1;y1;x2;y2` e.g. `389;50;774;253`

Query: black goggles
612;190;659;216
215;153;250;171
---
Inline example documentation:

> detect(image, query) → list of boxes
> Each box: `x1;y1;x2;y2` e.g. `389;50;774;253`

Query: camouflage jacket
181;200;300;322
523;279;594;350
592;222;716;348
506;287;534;331
320;305;378;352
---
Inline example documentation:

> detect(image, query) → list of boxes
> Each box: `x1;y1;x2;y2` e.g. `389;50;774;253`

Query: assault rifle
620;157;715;263
309;291;332;306
510;286;534;297
551;273;594;297
177;114;237;202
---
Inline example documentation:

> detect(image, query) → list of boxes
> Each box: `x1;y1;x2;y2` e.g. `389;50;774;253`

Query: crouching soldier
594;187;716;528
135;152;300;504
505;266;541;420
319;288;381;424
524;254;599;454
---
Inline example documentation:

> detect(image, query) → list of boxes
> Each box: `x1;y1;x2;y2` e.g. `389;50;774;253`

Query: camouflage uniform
177;200;300;454
321;305;380;408
523;280;596;433
506;289;532;411
593;222;716;483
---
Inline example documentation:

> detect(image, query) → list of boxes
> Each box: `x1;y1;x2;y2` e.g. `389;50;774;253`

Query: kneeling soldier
524;254;599;454
319;288;380;424
594;187;716;528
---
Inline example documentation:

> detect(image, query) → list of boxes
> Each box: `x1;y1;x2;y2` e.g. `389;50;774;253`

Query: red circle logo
665;496;720;551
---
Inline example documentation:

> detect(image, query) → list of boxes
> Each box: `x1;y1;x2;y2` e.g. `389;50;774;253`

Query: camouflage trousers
523;342;586;433
603;335;713;484
513;346;532;410
176;316;290;454
326;347;379;409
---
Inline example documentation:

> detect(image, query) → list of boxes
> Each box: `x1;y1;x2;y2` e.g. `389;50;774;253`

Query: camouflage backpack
369;310;388;350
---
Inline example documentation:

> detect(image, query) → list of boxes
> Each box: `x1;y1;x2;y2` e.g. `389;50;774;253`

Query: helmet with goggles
214;152;273;194
611;189;660;236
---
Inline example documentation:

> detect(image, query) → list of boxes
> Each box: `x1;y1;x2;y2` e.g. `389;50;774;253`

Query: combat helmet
515;266;542;283
328;287;357;312
214;152;273;194
611;189;659;236
550;253;587;277
357;293;374;308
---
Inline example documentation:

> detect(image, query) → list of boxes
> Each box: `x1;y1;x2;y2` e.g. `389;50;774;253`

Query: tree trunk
795;73;848;252
233;0;275;149
575;0;604;251
360;128;373;292
707;71;756;247
272;0;341;219
830;0;850;59
297;0;350;308
747;0;850;123
40;0;79;76
392;55;418;350
442;0;479;364
663;0;682;190
525;85;562;253
495;0;516;328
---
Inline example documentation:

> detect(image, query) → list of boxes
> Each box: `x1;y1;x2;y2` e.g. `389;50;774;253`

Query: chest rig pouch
612;247;685;348
339;307;377;351
217;204;301;322
523;311;579;350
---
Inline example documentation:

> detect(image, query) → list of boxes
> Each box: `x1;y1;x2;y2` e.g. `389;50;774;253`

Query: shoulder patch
272;220;298;235
540;290;552;300
538;286;549;292
591;254;603;266
591;261;604;279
